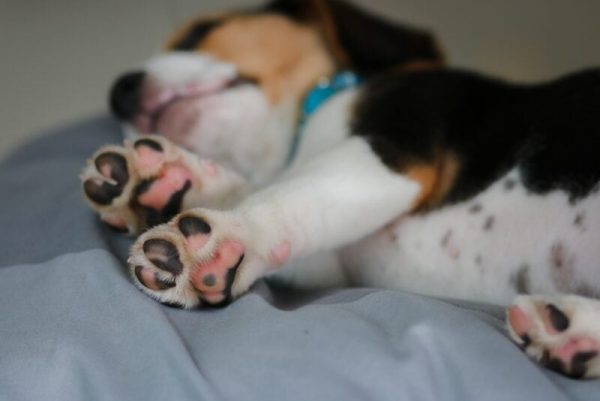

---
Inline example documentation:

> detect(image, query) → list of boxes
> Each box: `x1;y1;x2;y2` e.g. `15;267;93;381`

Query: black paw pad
84;179;123;205
142;239;183;275
571;351;598;379
134;138;163;152
134;265;176;290
95;152;129;185
546;304;570;332
84;152;129;205
178;216;211;237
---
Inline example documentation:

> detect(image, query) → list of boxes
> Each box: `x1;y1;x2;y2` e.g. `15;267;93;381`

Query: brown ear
264;0;445;76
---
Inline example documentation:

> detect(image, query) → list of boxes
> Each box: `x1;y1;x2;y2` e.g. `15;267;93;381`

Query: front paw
80;135;247;234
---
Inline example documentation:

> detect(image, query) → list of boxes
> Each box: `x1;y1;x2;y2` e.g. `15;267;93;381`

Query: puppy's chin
158;84;273;163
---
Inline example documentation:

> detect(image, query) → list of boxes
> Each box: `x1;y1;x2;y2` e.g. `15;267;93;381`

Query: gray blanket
1;117;598;400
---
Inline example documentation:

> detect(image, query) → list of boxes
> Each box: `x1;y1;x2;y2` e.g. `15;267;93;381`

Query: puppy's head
109;0;444;176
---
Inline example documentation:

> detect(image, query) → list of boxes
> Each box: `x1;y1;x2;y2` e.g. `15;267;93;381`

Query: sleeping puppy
81;0;600;379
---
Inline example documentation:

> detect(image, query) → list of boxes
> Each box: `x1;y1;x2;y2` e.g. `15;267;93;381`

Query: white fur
138;53;297;183
340;170;600;305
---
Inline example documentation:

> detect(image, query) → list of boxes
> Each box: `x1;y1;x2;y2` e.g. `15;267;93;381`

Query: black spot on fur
441;230;452;247
475;254;483;266
142;239;183;275
510;265;530;294
134;138;163;152
178;215;211;237
469;203;482;214
352;68;600;206
504;179;516;191
546;304;570;332
570;351;598;379
170;19;223;51
483;216;495;231
573;212;585;230
549;241;576;292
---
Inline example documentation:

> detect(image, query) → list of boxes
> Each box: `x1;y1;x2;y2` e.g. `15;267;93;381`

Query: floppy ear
264;0;445;76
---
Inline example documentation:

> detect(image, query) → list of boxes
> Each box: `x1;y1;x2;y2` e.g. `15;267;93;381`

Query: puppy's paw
507;295;600;379
128;209;280;308
81;135;247;234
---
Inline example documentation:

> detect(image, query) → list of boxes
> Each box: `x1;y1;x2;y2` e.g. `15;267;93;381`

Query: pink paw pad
507;305;532;340
136;165;193;210
177;215;245;305
133;138;165;175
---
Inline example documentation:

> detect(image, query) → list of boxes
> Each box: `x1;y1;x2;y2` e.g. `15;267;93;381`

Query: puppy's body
278;68;600;306
82;0;600;378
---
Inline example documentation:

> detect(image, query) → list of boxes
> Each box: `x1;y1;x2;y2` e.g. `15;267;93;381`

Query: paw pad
83;152;129;205
142;238;183;275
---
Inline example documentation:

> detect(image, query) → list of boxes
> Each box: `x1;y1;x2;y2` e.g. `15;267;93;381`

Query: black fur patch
264;0;442;75
352;68;600;206
170;20;223;51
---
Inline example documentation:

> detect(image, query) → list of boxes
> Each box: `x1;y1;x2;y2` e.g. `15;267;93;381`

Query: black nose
109;71;145;120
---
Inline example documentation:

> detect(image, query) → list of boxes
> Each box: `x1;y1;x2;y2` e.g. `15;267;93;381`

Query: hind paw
80;135;247;234
128;208;283;308
507;295;600;379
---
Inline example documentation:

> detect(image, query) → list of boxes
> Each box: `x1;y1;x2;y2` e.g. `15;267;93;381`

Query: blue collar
286;71;362;165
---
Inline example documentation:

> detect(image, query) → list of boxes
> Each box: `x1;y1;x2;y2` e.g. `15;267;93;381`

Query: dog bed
0;117;598;400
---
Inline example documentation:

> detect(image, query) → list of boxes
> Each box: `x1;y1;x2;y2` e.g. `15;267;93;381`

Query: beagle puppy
81;0;600;378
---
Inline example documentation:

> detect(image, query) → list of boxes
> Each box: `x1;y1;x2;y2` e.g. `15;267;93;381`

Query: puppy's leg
129;137;423;308
81;135;250;234
507;294;600;378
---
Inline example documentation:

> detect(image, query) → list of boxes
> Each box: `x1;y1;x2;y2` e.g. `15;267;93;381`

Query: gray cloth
0;117;598;401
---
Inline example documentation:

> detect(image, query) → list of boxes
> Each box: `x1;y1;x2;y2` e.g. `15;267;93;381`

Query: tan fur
406;152;459;210
199;15;335;104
